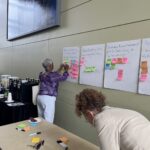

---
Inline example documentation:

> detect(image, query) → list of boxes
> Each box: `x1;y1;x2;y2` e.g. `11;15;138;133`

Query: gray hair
42;58;53;68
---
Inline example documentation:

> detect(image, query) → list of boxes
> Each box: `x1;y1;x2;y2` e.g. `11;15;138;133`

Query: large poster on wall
7;0;60;40
104;39;141;93
79;44;105;87
63;47;80;83
138;38;150;95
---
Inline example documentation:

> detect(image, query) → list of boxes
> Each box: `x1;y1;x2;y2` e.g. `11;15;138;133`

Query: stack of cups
7;92;13;102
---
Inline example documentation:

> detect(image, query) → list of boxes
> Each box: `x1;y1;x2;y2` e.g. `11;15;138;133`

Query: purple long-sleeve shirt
38;71;69;97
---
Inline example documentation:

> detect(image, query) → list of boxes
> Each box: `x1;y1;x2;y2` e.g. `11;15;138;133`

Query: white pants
37;95;56;123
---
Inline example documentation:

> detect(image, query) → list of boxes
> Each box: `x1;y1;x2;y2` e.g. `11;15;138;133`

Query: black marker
57;140;68;150
29;132;41;136
16;128;25;132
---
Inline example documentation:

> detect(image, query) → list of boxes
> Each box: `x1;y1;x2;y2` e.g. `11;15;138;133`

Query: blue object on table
29;121;38;127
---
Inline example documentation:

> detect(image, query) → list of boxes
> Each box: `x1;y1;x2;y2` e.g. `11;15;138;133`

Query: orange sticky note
24;126;31;132
141;68;148;74
141;61;148;69
58;136;69;144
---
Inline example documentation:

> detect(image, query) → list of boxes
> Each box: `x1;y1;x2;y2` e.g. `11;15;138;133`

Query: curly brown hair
75;89;106;117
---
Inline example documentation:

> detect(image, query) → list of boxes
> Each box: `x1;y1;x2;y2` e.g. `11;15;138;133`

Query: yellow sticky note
32;137;40;143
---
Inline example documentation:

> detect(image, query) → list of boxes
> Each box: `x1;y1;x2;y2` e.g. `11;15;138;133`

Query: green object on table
17;123;26;129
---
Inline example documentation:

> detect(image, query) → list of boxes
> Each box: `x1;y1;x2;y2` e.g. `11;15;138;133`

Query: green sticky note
84;67;91;72
64;58;70;64
17;124;26;129
84;67;96;72
111;64;116;70
106;59;111;64
91;67;96;72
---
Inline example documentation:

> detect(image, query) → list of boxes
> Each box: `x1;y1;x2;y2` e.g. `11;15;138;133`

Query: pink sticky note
71;64;78;70
72;73;78;77
122;57;128;64
80;60;85;66
112;58;117;64
139;74;147;82
117;69;123;81
72;68;78;71
71;71;78;75
71;66;79;72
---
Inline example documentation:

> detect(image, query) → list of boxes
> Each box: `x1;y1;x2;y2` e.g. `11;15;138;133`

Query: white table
0;118;99;150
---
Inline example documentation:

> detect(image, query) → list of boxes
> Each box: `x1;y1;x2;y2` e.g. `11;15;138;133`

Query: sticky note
71;67;78;72
117;58;123;64
58;136;69;144
84;67;96;72
105;64;110;70
141;68;148;74
80;60;85;66
117;69;123;80
112;58;117;64
91;67;96;72
122;57;128;64
17;124;26;129
70;72;78;76
80;63;84;66
106;59;112;64
141;61;148;69
139;74;147;82
24;126;31;132
63;58;70;65
111;64;116;70
70;73;78;79
84;68;91;72
32;137;41;143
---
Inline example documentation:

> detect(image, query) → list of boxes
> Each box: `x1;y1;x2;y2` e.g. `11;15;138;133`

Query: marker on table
29;132;41;136
16;128;25;132
57;140;68;150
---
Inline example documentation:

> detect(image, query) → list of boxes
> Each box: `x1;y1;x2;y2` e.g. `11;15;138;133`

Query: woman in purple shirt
37;58;69;123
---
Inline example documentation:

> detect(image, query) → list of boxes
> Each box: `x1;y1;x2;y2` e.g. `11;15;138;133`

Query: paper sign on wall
138;38;150;95
104;39;141;93
63;47;80;83
79;44;105;87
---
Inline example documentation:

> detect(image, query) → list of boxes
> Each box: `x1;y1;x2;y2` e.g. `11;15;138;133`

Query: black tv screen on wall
7;0;60;40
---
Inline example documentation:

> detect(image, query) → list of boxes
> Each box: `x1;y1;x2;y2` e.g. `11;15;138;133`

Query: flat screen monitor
7;0;60;40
